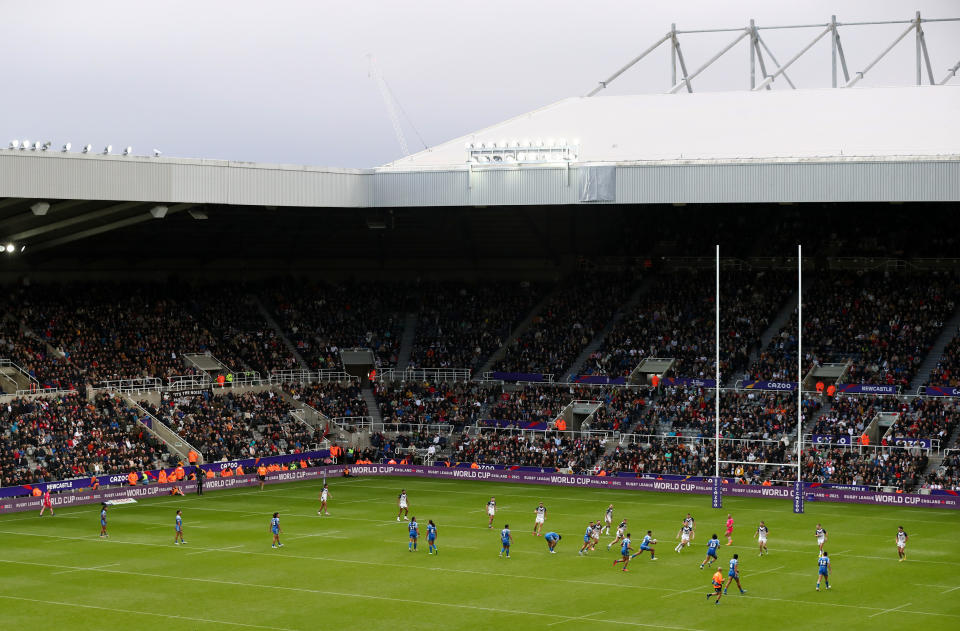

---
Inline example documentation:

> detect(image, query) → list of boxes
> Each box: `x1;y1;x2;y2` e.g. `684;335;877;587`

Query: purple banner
573;375;628;385
740;380;797;391
0;449;331;499
890;437;933;449
489;372;547;383
835;384;898;395
793;479;804;513
926;386;960;397
711;476;722;508
663;378;717;388
3;464;959;514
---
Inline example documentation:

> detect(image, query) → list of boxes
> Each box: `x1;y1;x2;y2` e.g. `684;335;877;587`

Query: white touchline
0;559;704;631
185;545;243;556
660;566;784;598
0;595;293;631
869;602;912;618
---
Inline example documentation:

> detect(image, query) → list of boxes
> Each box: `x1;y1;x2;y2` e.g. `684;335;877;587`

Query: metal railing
377;367;472;383
91;377;164;394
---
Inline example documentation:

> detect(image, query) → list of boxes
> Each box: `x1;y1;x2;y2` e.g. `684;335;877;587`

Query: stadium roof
381;86;960;168
0;87;957;257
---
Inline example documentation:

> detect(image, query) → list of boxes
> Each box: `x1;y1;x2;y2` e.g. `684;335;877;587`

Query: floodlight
153;149;162;157
82;144;92;153
19;245;25;253
21;139;29;150
31;142;40;151
572;138;580;146
123;146;132;156
41;141;51;151
521;138;531;148
150;205;168;219
9;140;18;149
535;138;544;147
545;137;555;147
4;244;14;253
188;209;208;220
558;138;567;146
30;202;50;216
498;139;508;149
62;142;71;152
103;145;112;155
464;142;473;149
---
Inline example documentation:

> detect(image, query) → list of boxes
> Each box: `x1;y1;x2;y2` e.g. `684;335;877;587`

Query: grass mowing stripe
0;595;294;630
0;559;705;631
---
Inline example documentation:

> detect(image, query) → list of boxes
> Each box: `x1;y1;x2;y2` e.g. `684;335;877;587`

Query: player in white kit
896;526;908;561
533;502;547;536
318;483;330;516
486;497;496;528
675;522;693;553
814;524;827;555
397;489;409;521
754;520;769;556
603;504;614;534
607;519;628;551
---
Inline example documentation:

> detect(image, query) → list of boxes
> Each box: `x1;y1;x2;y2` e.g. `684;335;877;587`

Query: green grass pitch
1;476;959;631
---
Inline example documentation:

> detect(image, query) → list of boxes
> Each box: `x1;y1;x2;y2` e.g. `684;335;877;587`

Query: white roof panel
382;86;960;169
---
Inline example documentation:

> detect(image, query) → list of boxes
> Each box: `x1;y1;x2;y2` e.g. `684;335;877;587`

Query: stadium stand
928;328;960;387
284;381;369;419
0;393;166;486
408;281;544;370
374;380;498;428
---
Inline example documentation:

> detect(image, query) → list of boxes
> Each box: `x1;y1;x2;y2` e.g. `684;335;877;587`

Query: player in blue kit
700;534;720;569
544;532;561;553
578;521;595;555
612;533;633;571
427;520;438;554
270;512;283;548
174;509;186;545
816;551;831;590
630;530;656;561
99;504;108;538
408;517;419;551
722;554;746;595
499;524;513;558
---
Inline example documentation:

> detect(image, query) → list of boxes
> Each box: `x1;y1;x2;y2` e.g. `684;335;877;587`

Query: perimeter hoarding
3;464;957;515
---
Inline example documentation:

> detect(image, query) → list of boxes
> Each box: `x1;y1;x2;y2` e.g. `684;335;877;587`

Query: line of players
86;484;912;594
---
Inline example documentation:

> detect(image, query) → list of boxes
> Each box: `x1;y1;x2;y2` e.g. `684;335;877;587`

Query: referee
195;465;204;496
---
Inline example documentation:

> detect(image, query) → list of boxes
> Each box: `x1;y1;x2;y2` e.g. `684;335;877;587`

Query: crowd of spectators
925;450;960;491
811;394;957;444
746;271;957;387
409;282;543;370
496;273;637;378
269;281;409;370
452;432;605;473
0;393;166;486
0;317;85;392
585;271;791;381
928;328;960;388
375;380;498;428
802;445;928;490
148;390;313;461
285;381;369;419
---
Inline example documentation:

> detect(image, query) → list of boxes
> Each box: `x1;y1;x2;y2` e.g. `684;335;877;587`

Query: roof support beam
0;199;87;231
27;204;194;253
6;202;143;241
668;29;750;94
586;32;672;96
754;26;830;90
845;19;917;87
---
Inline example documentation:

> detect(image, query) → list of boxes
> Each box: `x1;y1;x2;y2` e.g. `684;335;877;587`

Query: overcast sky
4;1;958;168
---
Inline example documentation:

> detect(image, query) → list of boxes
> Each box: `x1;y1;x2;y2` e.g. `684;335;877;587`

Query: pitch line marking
0;595;293;631
0;559;704;631
942;585;960;594
869;602;912;618
547;610;606;626
660;565;784;598
51;562;120;575
185;545;243;556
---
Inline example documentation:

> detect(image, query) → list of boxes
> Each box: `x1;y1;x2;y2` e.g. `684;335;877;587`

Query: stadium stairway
395;313;418;371
908;303;960;393
361;385;382;425
562;276;655;381
473;283;564;378
253;296;309;370
728;289;798;387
